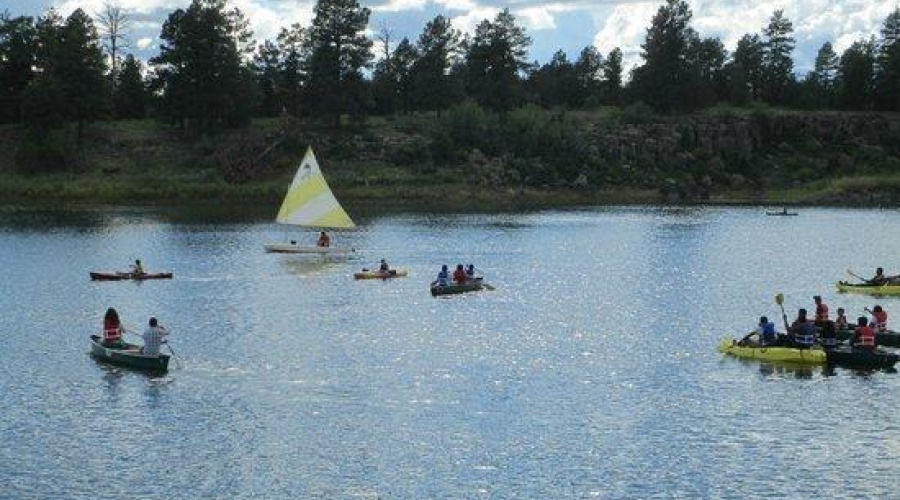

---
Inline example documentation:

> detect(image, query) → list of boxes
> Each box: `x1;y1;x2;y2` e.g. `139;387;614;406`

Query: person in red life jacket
453;264;467;284
835;307;848;330
869;305;888;333
813;295;829;324
102;307;125;348
852;316;876;351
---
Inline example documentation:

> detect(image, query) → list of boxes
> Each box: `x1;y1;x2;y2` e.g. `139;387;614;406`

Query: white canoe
263;243;355;254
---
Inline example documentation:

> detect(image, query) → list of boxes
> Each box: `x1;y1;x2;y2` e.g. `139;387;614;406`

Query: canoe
354;269;408;280
766;212;798;216
836;281;900;296
89;334;169;373
834;328;900;348
263;244;354;254
717;338;826;365
431;278;484;296
90;272;173;281
825;347;899;370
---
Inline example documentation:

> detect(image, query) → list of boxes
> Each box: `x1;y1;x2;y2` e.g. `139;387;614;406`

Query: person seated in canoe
813;295;829;325
869;305;888;333
780;207;788;215
790;308;816;348
102;307;126;349
453;264;467;284
130;259;144;275
435;265;450;286
818;321;838;350
852;316;876;351
869;267;888;285
317;231;330;248
466;264;476;280
835;308;848;330
141;317;169;356
379;259;390;273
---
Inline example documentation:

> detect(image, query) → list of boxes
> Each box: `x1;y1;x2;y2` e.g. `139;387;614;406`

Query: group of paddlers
435;264;478;286
742;295;888;350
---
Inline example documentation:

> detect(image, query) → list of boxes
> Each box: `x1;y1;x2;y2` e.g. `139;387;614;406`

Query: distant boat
90;271;173;281
263;148;356;254
766;208;798;216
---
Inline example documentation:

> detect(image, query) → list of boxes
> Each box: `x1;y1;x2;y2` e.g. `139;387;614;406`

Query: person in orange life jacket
813;295;829;324
317;231;331;247
102;307;125;348
852;316;876;351
869;305;888;333
453;264;467;284
818;321;838;349
835;308;848;330
790;308;816;348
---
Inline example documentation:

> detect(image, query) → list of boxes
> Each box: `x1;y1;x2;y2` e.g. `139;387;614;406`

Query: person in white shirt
142;317;169;356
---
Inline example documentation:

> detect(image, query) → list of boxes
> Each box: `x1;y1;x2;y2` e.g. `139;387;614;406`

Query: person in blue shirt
757;316;777;346
435;265;449;286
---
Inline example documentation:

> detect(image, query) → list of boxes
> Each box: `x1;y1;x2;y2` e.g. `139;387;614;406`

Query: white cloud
517;4;577;31
136;37;153;49
451;6;500;34
435;0;478;11
592;2;658;70
373;0;428;13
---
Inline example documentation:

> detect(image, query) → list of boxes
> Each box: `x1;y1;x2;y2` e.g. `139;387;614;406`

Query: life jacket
856;325;875;347
873;311;888;333
453;269;467;283
103;319;122;343
815;303;829;322
794;321;815;347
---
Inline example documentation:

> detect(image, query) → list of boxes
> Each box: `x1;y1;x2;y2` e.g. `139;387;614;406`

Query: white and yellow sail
275;148;355;228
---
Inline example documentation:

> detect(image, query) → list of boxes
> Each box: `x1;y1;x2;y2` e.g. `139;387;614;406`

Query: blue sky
4;0;897;72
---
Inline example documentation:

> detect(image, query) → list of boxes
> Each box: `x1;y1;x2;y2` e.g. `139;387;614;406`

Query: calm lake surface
1;205;899;499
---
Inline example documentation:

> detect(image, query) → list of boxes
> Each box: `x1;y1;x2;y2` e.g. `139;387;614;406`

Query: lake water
1;205;899;499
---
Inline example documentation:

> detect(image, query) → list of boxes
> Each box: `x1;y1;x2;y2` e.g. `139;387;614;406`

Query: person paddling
852;316;876;351
869;267;888;285
130;259;144;275
835;308;848;330
790;308;816;348
102;308;125;348
813;295;829;324
435;265;450;286
141;317;169;356
379;259;390;273
317;231;331;248
868;305;888;333
453;264;467;284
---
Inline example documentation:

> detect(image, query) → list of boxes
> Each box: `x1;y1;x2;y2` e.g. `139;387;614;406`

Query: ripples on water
1;205;899;498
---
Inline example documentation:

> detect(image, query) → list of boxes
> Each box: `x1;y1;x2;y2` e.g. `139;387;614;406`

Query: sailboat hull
263;244;355;254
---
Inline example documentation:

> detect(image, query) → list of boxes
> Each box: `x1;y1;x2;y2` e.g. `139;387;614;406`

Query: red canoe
90;272;174;281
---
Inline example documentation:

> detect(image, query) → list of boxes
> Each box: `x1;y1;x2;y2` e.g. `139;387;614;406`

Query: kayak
836;281;900;296
89;334;169;373
354;269;408;280
717;338;826;365
766;212;798;216
825;347;899;370
263;244;354;254
431;278;484;296
835;328;900;348
90;272;173;281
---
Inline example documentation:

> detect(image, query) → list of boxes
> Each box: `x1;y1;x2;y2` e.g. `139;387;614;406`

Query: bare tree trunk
96;3;131;88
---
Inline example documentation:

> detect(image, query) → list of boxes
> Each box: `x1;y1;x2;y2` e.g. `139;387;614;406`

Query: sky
4;0;898;73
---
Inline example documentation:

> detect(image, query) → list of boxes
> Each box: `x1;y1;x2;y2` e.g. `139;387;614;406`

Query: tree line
1;0;899;140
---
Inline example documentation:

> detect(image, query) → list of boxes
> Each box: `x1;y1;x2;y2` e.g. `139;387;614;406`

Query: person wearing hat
813;295;829;325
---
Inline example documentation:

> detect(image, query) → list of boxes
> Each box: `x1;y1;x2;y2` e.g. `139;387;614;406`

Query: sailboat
263;147;356;254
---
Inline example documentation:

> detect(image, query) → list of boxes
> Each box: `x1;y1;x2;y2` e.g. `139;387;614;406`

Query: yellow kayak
717;338;826;365
836;281;900;296
353;269;408;280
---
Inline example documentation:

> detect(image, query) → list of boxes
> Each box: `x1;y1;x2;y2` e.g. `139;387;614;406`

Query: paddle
846;268;868;283
472;267;496;290
164;341;182;368
775;293;790;333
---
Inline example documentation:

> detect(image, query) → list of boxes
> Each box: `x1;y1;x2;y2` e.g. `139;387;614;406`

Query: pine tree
57;9;108;141
761;10;795;105
277;23;308;117
254;40;281;116
601;47;623;106
304;0;373;125
836;39;875;110
115;54;146;118
730;34;765;103
0;14;37;123
409;15;462;111
464;8;532;111
573;46;602;107
874;8;900;111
